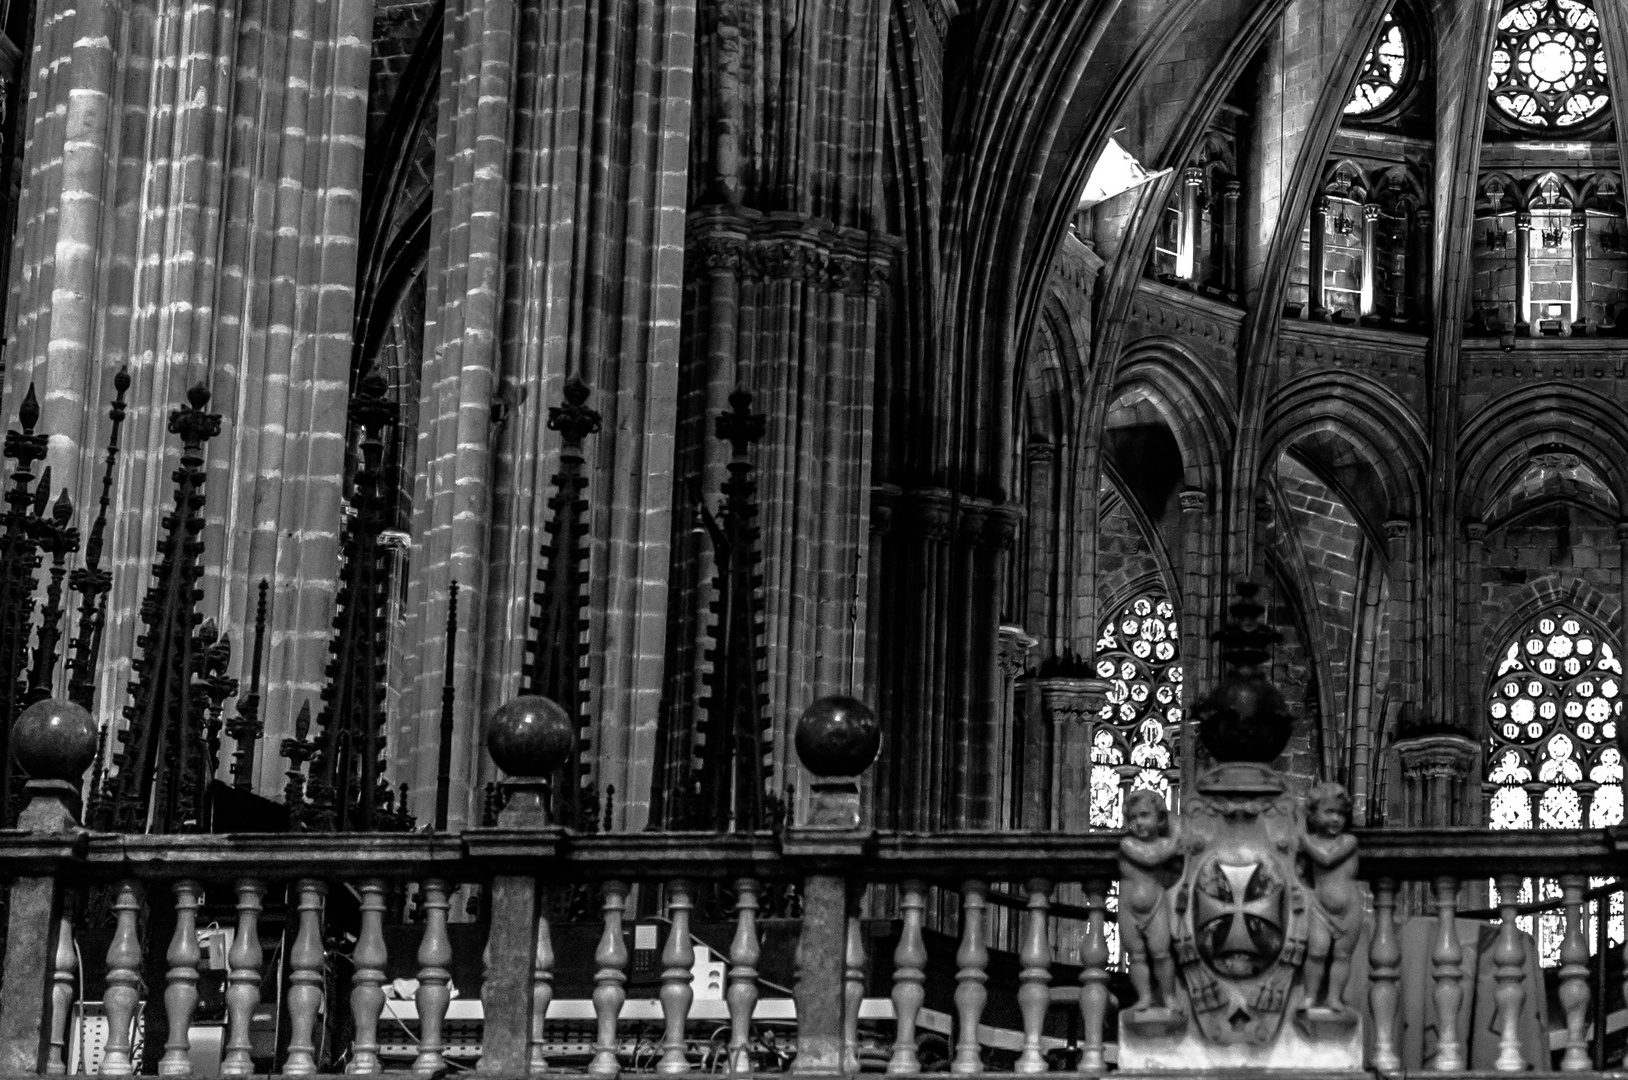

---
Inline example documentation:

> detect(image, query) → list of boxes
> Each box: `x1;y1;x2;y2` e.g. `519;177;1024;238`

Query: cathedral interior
6;0;1628;1075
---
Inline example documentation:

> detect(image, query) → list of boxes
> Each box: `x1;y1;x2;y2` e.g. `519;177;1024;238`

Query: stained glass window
1488;0;1609;130
1092;594;1182;824
1346;14;1411;116
1487;609;1624;961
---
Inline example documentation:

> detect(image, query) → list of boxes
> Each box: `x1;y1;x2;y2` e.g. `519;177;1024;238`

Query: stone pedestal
1120;1002;1362;1070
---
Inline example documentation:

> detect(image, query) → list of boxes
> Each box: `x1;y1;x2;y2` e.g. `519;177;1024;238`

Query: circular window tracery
1488;0;1609;130
1487;609;1624;962
1090;594;1182;825
1346;14;1412;117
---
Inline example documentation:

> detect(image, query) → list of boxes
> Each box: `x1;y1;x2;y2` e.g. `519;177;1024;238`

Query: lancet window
1486;609;1624;959
1091;594;1183;827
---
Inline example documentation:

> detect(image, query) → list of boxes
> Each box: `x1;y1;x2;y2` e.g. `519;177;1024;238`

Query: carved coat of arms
1170;783;1310;1044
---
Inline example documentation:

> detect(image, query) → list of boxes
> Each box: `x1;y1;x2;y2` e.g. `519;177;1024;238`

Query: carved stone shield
1171;767;1309;1045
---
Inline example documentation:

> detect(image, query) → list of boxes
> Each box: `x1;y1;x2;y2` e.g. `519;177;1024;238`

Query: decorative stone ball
487;695;575;778
13;698;97;783
1193;671;1293;764
795;696;881;778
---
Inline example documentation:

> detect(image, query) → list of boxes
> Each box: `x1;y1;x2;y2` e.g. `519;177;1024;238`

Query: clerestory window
1488;0;1610;131
1346;13;1413;117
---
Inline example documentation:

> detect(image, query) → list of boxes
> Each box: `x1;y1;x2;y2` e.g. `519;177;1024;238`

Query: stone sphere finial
794;696;881;778
13;698;97;783
487;695;575;779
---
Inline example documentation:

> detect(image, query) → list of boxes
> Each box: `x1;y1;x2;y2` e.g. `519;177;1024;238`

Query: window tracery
1091;594;1182;826
1488;0;1609;131
1345;13;1411;117
1487;609;1624;960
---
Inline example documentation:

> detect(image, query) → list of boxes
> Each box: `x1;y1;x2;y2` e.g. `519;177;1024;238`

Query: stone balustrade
0;697;1624;1077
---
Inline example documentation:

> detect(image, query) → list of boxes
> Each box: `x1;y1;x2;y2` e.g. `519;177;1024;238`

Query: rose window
1487;609;1624;960
1092;594;1182;824
1345;14;1411;117
1488;0;1609;130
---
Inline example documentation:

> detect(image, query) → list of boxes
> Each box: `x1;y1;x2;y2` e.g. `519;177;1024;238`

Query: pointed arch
1109;338;1235;494
1458;385;1628;521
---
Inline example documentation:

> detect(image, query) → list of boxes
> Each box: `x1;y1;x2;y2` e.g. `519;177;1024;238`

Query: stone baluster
44;909;78;1076
1557;875;1591;1071
1430;876;1466;1071
285;880;328;1077
1078;878;1110;1074
414;880;454;1078
888;881;928;1075
101;881;145;1078
657;879;696;1073
727;878;761;1076
1015;879;1051;1075
952;880;989;1074
347;880;388;1075
0;700;98;1076
590;880;630;1079
159;881;204;1077
221;880;266;1078
843;904;866;1075
1368;877;1402;1072
530;904;556;1074
1492;874;1527;1071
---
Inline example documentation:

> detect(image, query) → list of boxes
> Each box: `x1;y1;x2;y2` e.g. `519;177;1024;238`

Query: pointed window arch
1486;607;1624;960
1091;593;1183;825
1346;12;1413;117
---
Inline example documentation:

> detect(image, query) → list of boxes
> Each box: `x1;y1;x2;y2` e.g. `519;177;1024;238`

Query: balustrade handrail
1;824;1624;884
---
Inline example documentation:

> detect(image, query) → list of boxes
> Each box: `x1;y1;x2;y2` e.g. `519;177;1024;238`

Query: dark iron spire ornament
298;368;403;831
26;488;80;706
696;386;772;832
226;579;270;790
97;384;224;833
521;376;601;828
1191;580;1293;767
0;386;49;822
67;367;131;711
434;580;459;831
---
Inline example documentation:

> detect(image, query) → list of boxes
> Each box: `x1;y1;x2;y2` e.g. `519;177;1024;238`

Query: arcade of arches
8;0;1628;854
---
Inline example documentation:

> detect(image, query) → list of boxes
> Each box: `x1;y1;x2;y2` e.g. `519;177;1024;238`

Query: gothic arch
1258;371;1428;522
1481;576;1623;674
1110;338;1234;494
1458;386;1628;520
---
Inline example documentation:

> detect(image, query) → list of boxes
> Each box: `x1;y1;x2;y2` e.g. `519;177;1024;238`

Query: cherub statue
1299;782;1360;1010
1118;788;1183;1012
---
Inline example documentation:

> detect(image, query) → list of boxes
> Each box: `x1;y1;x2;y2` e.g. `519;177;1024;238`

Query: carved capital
1616;520;1628;544
997;624;1038;679
1183;166;1206;187
1394;733;1478;782
1035;677;1112;725
1363;203;1383;222
1027;441;1057;465
1464;520;1487;543
1382;519;1411;543
692;232;747;275
870;484;901;536
901;488;953;541
1179;488;1209;514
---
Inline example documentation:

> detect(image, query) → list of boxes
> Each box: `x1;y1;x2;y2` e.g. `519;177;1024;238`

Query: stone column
1309;195;1331;320
1515;212;1533;334
1410;207;1434;325
3;0;372;794
1037;678;1111;831
1361;203;1382;317
1384;520;1419;714
1571;209;1589;333
1392;733;1478;826
1177;167;1205;282
1617;522;1628;670
1461;521;1488;729
1178;488;1211;792
994;624;1037;829
1221;181;1242;295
